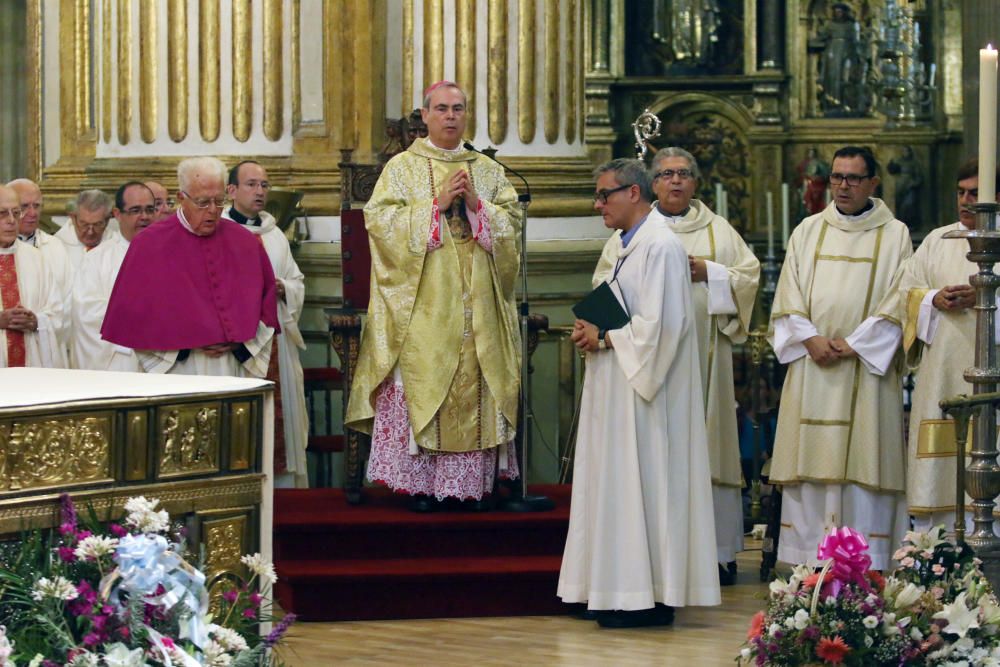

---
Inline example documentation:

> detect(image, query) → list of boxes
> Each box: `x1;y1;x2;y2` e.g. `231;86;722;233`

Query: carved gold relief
204;516;247;574
228;402;253;471
0;415;112;492
158;405;221;477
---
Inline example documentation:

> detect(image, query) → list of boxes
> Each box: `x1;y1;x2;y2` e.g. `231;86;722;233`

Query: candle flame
989;43;996;51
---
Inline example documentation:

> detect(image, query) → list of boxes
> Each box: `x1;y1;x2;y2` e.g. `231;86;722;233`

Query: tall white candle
781;183;790;249
980;45;998;203
766;191;774;256
715;182;724;214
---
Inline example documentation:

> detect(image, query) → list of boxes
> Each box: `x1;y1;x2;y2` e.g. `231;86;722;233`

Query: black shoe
719;562;736;586
597;607;674;629
409;495;437;513
574;608;600;621
462;497;494;512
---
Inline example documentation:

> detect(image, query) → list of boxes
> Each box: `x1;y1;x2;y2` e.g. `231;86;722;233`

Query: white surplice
22;229;71;366
223;208;309;488
71;234;141;372
558;216;721;611
0;242;65;368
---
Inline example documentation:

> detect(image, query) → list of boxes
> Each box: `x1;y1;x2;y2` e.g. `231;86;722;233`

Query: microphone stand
465;142;554;512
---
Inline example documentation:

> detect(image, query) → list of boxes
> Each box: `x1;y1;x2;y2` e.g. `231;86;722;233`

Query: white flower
954;636;976;654
102;643;147;667
863;615;879;629
67;652;99;667
31;575;79;601
74;534;119;561
894;582;925;610
864;634;874;647
935;592;982;638
981;596;1000;625
740;648;752;660
911;627;924;641
208;625;249;653
28;655;45;667
201;640;234;667
768;622;781;636
0;626;13;665
240;552;278;585
783;616;796;629
124;496;170;533
793;608;810;630
904;525;947;551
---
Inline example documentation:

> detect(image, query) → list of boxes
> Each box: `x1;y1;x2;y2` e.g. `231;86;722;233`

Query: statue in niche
796;147;831;217
651;0;722;67
887;146;923;229
808;2;869;117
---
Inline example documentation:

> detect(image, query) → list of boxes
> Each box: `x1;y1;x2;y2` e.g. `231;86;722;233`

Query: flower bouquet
0;494;294;666
740;526;1000;666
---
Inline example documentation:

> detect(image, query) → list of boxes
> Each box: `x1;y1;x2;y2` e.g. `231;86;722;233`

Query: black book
572;281;630;331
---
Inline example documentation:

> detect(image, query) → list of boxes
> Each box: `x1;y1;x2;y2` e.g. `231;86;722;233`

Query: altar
0;368;275;588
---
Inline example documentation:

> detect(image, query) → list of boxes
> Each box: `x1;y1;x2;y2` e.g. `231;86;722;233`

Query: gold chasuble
769;199;911;492
346;138;521;454
898;222;977;517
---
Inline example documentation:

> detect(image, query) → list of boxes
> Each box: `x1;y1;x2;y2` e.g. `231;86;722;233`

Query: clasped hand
0;305;38;332
200;343;237;358
932;284;975;311
571;319;605;353
437;170;479;213
803;335;856;367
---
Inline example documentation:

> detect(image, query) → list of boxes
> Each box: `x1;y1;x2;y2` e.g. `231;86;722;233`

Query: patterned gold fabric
769;200;912;491
345;138;521;453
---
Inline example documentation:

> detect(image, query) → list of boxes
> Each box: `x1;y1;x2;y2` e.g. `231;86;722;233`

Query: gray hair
421;81;467;109
177;156;227;192
651;147;700;179
593;158;654;203
74;189;113;216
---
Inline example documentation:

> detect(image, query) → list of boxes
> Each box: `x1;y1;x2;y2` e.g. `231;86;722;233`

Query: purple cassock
101;213;280;350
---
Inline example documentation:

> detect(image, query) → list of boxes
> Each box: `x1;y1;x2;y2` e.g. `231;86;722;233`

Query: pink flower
748;610;766;639
161;637;175;649
243;608;257;619
109;523;128;537
222;589;239;603
249;592;263;607
57;546;77;562
932;564;945;575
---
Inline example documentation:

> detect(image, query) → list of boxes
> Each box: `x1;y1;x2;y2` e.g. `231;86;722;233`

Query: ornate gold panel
203;514;248;575
228;402;254;471
157;403;222;478
0;414;113;492
124;409;149;481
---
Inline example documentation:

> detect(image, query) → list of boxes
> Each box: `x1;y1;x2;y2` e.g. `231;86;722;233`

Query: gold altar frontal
0;368;275;584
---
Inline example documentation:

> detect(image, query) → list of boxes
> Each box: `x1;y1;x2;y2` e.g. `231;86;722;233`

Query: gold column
517;0;535;143
564;0;576;143
101;0;112;143
262;0;283;141
488;0;508;144
455;0;476;136
116;0;132;145
138;0;157;143
291;0;300;131
401;0;413;116
199;0;220;142
75;0;91;136
232;0;252;142
167;0;187;142
423;0;444;89
543;0;558;143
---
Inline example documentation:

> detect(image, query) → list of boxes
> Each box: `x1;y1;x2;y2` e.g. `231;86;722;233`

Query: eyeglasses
180;191;227;210
654;168;694;181
154;198;176;210
20;202;42;212
239;180;271;191
74;219;108;233
0;208;22;221
829;172;871;187
593;184;632;204
122;205;157;216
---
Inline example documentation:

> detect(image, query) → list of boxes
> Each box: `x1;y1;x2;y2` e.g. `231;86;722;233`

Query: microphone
463;142;531;204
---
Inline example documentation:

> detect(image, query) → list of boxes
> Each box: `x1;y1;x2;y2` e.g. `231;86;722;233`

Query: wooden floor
275;545;776;666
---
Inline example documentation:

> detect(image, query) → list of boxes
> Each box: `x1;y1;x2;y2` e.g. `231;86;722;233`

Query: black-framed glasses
829;172;871;187
593;184;632;204
654;168;694;181
180;191;227;210
123;205;157;216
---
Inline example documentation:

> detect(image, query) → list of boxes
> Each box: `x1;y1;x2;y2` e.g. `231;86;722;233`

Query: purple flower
249;592;263;607
58;546;77;563
60;493;77;531
222;589;239;603
242;608;257;619
264;613;297;648
83;632;101;647
109;523;128;537
75;529;93;541
803;626;820;640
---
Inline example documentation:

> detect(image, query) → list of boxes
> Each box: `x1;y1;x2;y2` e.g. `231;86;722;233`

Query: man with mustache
71;182;156;372
223;161;309;488
346;81;522;512
897;157;999;532
0;185;64;367
769;146;911;571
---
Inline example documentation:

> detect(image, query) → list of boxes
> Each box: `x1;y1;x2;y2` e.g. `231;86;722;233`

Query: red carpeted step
274;555;566;621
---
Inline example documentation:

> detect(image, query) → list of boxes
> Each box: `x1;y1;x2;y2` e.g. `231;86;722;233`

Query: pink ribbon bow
817;526;873;590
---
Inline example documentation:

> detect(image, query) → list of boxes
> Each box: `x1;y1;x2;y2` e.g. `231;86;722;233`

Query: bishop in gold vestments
346;83;521;503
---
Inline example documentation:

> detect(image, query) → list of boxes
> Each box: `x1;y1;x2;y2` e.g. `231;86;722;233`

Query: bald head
144;180;173;222
0;186;20;248
6;178;42;237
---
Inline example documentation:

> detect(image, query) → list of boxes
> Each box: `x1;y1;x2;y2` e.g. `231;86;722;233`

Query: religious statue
808;3;869;117
795;147;830;217
887;146;923;229
651;0;722;67
379;118;406;161
404;109;428;148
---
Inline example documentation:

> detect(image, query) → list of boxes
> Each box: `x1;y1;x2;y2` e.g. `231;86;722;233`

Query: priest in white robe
898;158;996;532
55;189;116;274
558;159;720;629
101;157;278;378
0;186;64;368
769;146;911;570
8;178;71;366
224;160;309;488
71;182;156;373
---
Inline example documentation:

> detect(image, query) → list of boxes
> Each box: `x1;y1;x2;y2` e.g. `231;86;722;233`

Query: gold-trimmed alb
232;0;252;142
263;0;283;141
488;0;508;144
167;0;188;142
455;0;476;136
917;419;975;458
199;0;220;141
139;0;158;143
517;0;536;143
